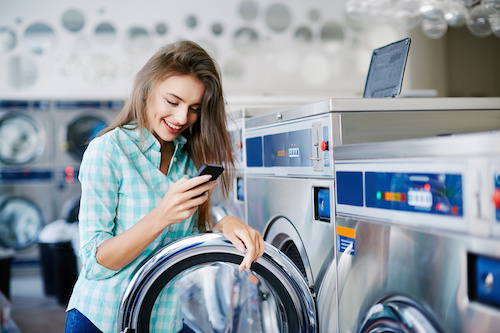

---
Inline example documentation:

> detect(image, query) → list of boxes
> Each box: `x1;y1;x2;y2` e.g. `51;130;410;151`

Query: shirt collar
123;124;187;154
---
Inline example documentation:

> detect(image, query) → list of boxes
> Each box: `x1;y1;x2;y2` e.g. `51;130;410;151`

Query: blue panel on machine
365;172;463;216
336;171;364;207
263;129;312;167
475;256;500;307
246;136;263;167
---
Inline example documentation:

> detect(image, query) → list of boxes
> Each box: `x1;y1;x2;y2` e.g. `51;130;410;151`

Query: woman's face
146;74;205;143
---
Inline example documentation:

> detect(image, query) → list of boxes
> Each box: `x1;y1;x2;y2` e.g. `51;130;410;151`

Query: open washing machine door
358;296;441;333
119;233;316;333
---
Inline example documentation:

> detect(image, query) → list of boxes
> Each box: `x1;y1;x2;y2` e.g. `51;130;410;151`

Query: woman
65;40;265;333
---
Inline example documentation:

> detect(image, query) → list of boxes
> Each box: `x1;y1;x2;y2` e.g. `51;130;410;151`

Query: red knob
493;189;500;209
321;141;328;151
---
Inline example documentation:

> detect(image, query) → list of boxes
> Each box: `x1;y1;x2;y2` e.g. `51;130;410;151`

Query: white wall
0;0;411;105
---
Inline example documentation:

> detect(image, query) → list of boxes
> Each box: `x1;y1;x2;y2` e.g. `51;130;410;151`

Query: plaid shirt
67;126;200;333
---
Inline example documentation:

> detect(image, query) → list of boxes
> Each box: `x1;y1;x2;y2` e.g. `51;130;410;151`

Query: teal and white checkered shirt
66;126;200;333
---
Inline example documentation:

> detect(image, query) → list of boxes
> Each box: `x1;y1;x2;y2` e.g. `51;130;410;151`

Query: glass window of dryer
0;113;42;164
0;197;44;250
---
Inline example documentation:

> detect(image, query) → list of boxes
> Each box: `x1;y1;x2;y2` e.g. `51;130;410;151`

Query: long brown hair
102;40;234;232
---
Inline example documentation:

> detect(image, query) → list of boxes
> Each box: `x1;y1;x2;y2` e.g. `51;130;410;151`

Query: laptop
363;37;411;98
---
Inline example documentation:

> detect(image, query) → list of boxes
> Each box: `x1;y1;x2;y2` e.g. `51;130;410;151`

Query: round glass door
0;113;42;164
0;196;44;249
359;296;440;333
119;233;316;333
66;115;107;161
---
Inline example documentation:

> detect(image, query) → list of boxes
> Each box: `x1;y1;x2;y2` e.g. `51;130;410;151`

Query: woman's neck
160;141;174;175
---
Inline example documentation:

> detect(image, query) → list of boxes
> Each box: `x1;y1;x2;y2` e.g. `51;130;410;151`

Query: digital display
263;129;312;167
365;172;463;216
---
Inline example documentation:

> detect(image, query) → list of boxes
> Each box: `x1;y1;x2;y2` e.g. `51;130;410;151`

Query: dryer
52;100;121;222
319;131;500;332
242;97;500;332
0;169;53;258
0;100;52;168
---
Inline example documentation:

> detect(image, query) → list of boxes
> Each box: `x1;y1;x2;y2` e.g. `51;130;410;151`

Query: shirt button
169;225;175;232
173;157;177;163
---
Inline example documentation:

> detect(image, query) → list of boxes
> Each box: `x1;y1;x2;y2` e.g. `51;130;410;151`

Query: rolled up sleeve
78;137;121;280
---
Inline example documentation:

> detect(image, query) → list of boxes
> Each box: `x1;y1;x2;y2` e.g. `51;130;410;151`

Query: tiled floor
9;268;67;333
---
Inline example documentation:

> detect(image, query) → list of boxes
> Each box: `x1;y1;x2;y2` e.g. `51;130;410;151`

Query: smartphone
192;164;224;198
194;164;224;181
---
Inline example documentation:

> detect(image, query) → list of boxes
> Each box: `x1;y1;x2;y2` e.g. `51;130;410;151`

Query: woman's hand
95;175;217;271
214;216;266;273
158;175;218;226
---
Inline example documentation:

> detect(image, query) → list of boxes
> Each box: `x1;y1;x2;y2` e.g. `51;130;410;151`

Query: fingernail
238;245;246;253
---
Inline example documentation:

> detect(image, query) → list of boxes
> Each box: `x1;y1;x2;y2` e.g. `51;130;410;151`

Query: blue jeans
65;308;195;333
65;309;102;333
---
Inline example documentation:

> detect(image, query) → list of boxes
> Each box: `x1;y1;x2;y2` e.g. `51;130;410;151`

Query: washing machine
52;100;121;222
242;96;500;332
212;107;292;223
0;100;52;168
317;131;500;332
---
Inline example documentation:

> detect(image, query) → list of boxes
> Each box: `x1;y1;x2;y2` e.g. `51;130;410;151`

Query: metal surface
317;131;500;332
246;176;335;289
119;232;316;333
244;105;338;332
245;97;500;145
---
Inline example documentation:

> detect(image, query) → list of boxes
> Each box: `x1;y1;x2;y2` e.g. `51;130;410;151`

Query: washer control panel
245;114;332;176
364;171;463;217
335;160;468;233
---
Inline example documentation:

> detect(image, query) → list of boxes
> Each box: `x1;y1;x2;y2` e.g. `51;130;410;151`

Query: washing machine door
0;196;44;249
119;233;316;333
0;113;43;165
358;296;440;333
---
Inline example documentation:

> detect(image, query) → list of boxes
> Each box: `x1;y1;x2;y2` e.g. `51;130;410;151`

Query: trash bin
38;220;79;306
0;247;15;300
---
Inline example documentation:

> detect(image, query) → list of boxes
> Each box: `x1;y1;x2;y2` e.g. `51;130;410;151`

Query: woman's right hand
95;175;217;271
157;175;218;226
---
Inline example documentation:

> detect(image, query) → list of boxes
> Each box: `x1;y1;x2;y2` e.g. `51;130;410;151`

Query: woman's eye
167;100;178;106
189;107;201;113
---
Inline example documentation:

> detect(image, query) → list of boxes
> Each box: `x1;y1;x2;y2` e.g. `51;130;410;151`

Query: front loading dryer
319;131;500;333
243;107;337;332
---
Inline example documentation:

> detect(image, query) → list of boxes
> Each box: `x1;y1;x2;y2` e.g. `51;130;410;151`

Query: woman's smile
146;74;205;143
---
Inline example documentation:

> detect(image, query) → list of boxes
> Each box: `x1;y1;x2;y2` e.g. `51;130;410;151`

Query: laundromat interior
1;0;500;332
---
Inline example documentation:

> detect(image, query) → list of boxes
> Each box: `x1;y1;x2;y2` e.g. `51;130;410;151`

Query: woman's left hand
214;216;266;273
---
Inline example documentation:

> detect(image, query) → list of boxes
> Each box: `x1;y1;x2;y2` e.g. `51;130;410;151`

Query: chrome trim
334;131;500;161
118;233;316;333
244;97;500;129
359;296;440;333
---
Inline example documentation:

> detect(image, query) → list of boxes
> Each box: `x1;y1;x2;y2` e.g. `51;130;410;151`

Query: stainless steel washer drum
119;232;316;333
